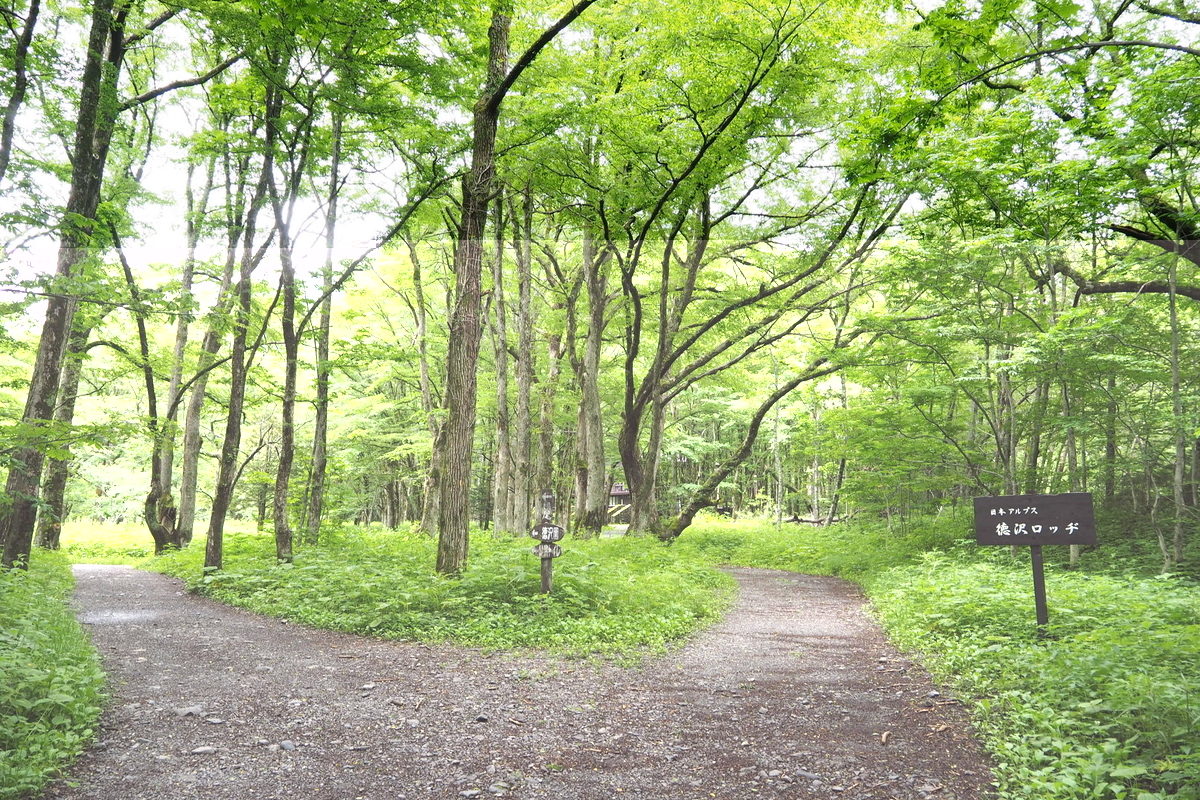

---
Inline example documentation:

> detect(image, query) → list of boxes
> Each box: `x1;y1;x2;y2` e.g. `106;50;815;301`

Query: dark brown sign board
974;492;1097;546
973;492;1097;634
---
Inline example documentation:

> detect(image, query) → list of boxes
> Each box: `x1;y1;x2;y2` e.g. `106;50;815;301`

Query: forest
0;0;1198;797
0;0;1197;571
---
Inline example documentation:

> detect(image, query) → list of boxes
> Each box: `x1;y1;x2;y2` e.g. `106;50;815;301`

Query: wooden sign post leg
541;557;553;594
1030;544;1049;636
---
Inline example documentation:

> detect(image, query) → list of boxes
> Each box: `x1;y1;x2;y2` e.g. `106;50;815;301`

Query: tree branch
1135;1;1200;25
120;52;242;111
297;169;456;335
122;7;181;48
486;0;603;116
945;40;1200;101
1058;260;1200;302
1110;224;1200;267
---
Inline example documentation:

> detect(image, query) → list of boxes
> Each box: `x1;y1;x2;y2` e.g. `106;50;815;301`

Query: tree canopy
0;0;1196;572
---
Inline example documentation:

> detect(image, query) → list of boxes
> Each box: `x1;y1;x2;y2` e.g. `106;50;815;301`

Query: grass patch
0;551;105;800
58;520;187;565
871;546;1200;800
673;512;967;578
146;526;735;657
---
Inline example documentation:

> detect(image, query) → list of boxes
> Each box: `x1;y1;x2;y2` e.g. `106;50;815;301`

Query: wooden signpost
530;490;564;594
973;492;1096;634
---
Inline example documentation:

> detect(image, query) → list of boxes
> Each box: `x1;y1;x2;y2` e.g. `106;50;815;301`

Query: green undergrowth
59;521;159;564
0;551;104;799
870;546;1200;800
147;527;735;658
675;513;966;577
685;516;1200;800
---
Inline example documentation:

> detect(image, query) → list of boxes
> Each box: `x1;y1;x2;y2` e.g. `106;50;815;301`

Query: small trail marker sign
974;492;1096;633
531;542;563;559
530;523;565;543
530;490;563;594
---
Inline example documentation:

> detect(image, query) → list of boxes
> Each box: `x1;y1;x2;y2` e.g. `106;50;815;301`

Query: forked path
47;566;993;800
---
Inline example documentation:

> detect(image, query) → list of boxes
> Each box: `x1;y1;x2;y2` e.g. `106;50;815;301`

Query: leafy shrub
0;551;105;799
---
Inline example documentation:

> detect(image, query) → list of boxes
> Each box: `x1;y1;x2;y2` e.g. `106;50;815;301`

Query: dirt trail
45;565;993;799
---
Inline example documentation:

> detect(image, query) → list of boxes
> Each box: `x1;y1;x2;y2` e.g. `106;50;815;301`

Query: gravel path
45;565;994;799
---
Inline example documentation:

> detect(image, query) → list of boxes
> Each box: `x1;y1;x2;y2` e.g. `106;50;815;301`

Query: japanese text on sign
992;522;1081;537
988;507;1040;516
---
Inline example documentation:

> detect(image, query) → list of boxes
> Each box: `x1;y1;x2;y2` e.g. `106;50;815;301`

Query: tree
915;0;1200;299
1;0;236;567
898;0;1200;566
592;0;899;535
32;315;98;549
435;0;603;574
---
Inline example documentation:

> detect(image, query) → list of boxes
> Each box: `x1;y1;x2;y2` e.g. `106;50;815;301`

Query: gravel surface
44;565;994;799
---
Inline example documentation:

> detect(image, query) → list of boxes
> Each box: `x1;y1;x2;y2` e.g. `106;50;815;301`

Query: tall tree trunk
2;0;123;568
178;125;246;546
158;154;216;499
773;401;784;529
205;258;254;571
205;133;275;571
1104;374;1118;505
34;322;92;550
512;189;535;531
809;413;823;523
266;80;310;564
535;332;562;513
177;276;235;545
436;9;511;573
823;372;849;526
490;196;516;533
993;335;1020;497
410;237;442;537
623;391;667;537
1191;437;1199;509
113;232;177;554
271;204;298;564
434;0;601;573
304;112;342;544
421;426;445;537
573;235;609;538
1023;380;1050;494
1063;383;1082;567
265;42;321;563
824;459;846;526
1169;254;1186;569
